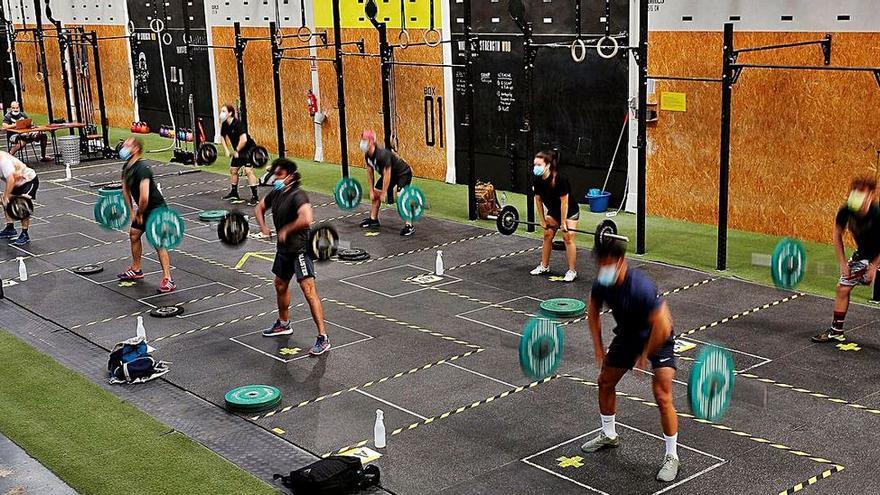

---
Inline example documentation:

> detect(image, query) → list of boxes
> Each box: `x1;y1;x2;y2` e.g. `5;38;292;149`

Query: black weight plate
552;240;565;251
98;183;123;196
149;305;184;318
308;224;339;261
198;143;218;165
496;205;519;236
338;247;370;261
5;196;33;221
72;264;104;275
218;211;250;247
594;219;619;246
249;146;269;168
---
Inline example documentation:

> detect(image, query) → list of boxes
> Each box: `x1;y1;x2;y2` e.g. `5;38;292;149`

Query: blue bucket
585;190;611;213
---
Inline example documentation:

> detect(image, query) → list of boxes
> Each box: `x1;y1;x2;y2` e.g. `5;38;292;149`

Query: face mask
597;263;618;287
219;111;228;121
359;140;369;153
10;110;19;116
533;165;545;177
119;147;132;160
273;179;286;190
848;190;867;212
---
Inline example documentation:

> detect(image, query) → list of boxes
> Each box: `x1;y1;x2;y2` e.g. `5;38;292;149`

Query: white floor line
354;389;429;420
444;361;517;388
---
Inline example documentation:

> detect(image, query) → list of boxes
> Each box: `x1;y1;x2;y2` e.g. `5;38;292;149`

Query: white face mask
359;140;370;153
596;262;619;287
10;109;19;116
219;111;229;121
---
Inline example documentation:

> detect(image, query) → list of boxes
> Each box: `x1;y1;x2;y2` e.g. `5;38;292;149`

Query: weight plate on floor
552;240;565;251
94;194;130;230
218;211;250;247
5;196;33;221
145;207;185;250
98;183;123;196
72;264;103;275
333;177;363;211
198;209;229;222
688;345;735;422
225;385;282;411
539;298;586;318
397;185;426;222
519;317;564;380
149;305;184;318
770;238;806;290
496;205;519;236
338;247;370;261
308;224;339;261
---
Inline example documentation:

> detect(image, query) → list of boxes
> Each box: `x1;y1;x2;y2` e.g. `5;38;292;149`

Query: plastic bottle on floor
64;163;72;181
435;250;444;276
136;315;146;340
374;409;386;448
17;257;26;281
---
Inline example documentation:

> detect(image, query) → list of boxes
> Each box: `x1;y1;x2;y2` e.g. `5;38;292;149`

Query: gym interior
0;1;878;494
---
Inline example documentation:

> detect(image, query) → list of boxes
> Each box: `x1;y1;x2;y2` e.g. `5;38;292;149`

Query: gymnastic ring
35;71;44;82
596;35;619;59
149;18;165;34
397;30;410;49
570;38;587;63
274;28;284;47
127;20;135;34
297;26;313;42
183;33;193;46
424;29;442;47
162;32;172;46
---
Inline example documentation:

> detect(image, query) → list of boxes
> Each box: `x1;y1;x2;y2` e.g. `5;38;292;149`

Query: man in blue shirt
581;239;679;482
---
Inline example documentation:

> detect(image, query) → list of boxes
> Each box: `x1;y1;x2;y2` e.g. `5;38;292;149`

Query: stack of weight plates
338;248;370;261
539;298;586;318
224;385;282;413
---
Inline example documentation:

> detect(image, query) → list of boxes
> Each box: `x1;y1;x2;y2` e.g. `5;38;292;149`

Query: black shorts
12;176;38;200
130;205;161;232
272;251;316;282
375;172;412;203
230;147;255;169
605;334;677;370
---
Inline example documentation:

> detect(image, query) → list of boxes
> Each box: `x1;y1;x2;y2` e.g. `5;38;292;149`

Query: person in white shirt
0;150;38;245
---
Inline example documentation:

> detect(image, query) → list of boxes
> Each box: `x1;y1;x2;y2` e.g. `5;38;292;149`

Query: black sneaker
222;191;240;201
400;224;415;236
811;328;845;343
0;227;17;239
360;218;380;229
247;197;259;207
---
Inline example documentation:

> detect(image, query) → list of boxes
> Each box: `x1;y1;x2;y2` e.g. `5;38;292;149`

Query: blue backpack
107;337;169;384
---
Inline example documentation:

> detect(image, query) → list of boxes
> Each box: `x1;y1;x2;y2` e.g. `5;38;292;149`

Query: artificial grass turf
0;330;278;495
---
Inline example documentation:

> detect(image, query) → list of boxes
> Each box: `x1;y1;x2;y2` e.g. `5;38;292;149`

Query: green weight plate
145;207;185;250
198;209;229;222
539;298;586;317
397;185;426;222
771;238;806;290
98;183;123;196
225;385;282;411
688;345;735;422
519;317;564;380
333;177;363;211
94;194;130;230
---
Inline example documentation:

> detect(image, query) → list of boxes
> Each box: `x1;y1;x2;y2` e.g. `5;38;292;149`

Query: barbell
487;205;629;244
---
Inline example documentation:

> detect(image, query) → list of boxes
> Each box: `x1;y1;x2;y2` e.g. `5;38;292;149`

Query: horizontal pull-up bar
191;44;236;50
278;39;363;52
733;63;879;73
388;60;464;68
735;36;830;55
389;38;455;50
649;75;723;83
280;55;335;63
342;52;382;58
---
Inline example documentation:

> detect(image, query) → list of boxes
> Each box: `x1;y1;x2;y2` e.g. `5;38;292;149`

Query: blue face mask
273;179;286;190
533;165;545;176
597;263;618;287
119;147;132;160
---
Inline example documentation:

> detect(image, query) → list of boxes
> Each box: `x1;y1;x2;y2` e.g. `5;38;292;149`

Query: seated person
2;102;50;162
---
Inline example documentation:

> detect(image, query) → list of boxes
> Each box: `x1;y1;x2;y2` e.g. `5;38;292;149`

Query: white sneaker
563;270;578;282
530;264;550;276
656;454;680;482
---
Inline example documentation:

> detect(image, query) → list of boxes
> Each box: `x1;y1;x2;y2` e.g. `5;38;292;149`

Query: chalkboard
450;0;630;206
127;0;214;138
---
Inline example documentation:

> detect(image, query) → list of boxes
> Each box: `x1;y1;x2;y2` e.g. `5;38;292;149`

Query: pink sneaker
157;278;177;293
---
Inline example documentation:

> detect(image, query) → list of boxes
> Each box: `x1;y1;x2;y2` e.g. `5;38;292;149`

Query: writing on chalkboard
648;0;664;12
496;73;515;112
454;70;468;95
479;40;512;53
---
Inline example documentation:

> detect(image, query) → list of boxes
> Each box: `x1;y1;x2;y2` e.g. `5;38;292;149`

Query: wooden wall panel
648;31;880;243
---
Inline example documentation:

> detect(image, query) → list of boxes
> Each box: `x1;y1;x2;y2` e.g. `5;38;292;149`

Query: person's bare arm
559;194;570;231
534;194;545;228
235;134;248;156
221;135;231;156
278;203;313;243
588;296;605;365
640;302;673;366
254;198;272;237
134;178;150;223
381;165;392;201
833;223;848;277
2;173;18;204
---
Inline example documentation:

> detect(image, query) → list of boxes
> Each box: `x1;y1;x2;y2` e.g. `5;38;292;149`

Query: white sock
600;414;617;438
664;433;678;459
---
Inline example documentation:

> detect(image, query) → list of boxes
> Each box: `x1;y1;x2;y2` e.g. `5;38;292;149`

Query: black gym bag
274;456;380;494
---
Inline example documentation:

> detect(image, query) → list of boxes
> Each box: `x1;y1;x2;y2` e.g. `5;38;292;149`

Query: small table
7;122;85;166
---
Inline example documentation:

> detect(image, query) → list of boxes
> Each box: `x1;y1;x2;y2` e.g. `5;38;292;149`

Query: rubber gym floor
3;155;879;495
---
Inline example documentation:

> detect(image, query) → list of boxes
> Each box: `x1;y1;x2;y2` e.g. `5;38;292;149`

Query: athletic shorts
604;333;677;370
11;176;38;200
230;147;255;169
130;205;160;232
375;172;412;204
543;205;580;225
272;251;316;282
9;132;44;144
840;254;873;287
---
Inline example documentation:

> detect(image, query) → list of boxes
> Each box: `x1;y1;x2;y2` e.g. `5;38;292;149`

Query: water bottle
136;315;146;340
17;257;26;281
64;163;72;181
374;409;386;448
435;250;444;276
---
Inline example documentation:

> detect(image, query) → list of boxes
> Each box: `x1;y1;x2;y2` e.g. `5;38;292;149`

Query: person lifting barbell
253;158;330;356
219;103;260;206
528;150;581;282
0;150;38;246
359;129;416;237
